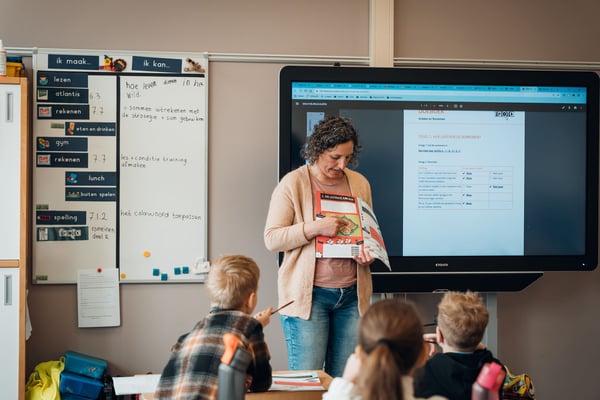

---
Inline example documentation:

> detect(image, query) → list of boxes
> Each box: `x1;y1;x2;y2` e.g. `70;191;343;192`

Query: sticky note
143;251;151;258
182;266;189;274
174;267;181;275
160;273;168;281
152;268;160;276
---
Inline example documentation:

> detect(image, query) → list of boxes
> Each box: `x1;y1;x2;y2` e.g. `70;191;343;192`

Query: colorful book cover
315;191;390;270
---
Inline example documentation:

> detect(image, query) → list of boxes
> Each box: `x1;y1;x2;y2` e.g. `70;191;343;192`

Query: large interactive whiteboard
32;48;208;283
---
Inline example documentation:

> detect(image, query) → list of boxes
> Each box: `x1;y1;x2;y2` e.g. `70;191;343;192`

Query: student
323;299;447;400
413;290;503;400
154;254;273;400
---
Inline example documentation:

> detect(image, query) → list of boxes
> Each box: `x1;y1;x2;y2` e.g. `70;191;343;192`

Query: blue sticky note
152;268;160;276
182;266;189;274
174;267;181;275
161;273;168;281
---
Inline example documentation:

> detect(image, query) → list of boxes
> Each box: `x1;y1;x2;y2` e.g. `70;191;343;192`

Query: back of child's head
437;290;488;351
206;254;259;310
356;299;424;400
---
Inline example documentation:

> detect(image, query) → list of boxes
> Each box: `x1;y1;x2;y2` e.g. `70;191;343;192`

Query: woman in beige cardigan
264;116;375;378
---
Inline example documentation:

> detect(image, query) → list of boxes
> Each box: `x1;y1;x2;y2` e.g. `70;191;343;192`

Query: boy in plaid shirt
155;254;273;399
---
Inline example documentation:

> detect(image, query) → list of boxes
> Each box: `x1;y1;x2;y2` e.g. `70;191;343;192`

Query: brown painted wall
2;1;599;398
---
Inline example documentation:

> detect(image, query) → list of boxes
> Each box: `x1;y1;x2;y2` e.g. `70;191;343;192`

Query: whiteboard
31;49;208;283
118;75;207;282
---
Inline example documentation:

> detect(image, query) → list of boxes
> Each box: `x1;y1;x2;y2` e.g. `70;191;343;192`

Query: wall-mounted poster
32;48;208;284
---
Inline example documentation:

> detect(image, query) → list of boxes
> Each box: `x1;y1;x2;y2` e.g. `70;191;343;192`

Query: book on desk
114;370;332;400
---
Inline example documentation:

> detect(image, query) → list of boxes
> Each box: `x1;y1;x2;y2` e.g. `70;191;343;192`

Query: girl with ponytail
323;299;447;400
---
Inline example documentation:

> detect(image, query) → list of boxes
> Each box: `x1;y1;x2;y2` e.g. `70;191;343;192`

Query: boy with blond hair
414;290;503;400
155;254;273;400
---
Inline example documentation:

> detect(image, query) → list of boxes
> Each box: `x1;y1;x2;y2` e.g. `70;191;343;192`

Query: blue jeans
280;285;359;378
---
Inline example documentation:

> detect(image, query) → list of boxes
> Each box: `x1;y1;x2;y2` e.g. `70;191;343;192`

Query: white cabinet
0;268;20;400
0;80;22;259
0;77;29;400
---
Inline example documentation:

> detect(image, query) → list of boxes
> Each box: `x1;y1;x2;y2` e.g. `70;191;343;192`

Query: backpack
25;358;65;400
502;365;535;399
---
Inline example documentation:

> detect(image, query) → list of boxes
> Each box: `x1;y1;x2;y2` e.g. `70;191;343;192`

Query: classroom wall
2;1;600;399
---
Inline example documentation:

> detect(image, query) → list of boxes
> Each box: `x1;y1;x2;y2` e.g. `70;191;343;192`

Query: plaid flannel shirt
154;308;272;399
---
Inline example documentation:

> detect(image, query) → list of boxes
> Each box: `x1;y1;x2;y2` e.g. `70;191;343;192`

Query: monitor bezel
278;65;599;291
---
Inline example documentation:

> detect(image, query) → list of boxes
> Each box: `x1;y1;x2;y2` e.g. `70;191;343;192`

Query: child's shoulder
205;310;262;332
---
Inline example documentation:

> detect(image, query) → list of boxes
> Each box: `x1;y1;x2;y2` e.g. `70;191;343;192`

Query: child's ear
436;325;444;344
246;291;257;312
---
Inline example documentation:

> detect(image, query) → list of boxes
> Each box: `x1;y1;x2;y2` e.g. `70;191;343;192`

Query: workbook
315;191;390;270
270;371;325;391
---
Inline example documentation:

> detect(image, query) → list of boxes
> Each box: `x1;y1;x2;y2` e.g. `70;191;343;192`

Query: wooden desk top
141;370;332;400
246;370;332;399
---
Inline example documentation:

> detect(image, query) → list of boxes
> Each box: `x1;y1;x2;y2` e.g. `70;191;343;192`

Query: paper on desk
270;371;324;391
113;374;161;395
77;268;120;328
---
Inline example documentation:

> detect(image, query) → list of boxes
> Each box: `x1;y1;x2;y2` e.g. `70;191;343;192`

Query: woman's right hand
318;216;342;237
304;216;341;239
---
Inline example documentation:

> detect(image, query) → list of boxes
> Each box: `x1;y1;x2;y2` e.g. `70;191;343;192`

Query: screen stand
483;293;498;356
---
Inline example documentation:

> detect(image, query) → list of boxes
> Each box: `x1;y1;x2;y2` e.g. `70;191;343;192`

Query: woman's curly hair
300;115;362;168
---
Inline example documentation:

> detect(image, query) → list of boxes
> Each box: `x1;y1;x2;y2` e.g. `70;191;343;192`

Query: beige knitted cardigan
264;164;374;320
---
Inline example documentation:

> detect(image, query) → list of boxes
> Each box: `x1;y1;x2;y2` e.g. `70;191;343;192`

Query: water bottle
472;361;505;400
217;333;252;400
101;373;115;400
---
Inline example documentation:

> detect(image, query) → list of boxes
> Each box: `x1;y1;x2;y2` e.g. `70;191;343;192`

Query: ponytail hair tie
376;338;394;347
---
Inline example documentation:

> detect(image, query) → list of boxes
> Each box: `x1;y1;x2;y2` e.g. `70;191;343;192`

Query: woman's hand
317;216;343;237
354;246;374;266
304;216;342;239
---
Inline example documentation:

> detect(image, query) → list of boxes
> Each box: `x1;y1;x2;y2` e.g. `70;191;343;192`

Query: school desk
139;370;333;400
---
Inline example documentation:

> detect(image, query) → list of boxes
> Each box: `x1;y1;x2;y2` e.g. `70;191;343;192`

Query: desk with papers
114;370;332;400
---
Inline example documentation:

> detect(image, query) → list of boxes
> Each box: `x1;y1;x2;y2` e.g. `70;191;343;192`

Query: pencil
271;300;294;315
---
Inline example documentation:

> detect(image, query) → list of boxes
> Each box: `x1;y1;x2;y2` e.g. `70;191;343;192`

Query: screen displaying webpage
289;82;588;257
402;110;525;256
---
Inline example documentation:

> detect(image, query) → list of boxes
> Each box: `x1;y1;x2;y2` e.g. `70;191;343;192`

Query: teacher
264;115;375;378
